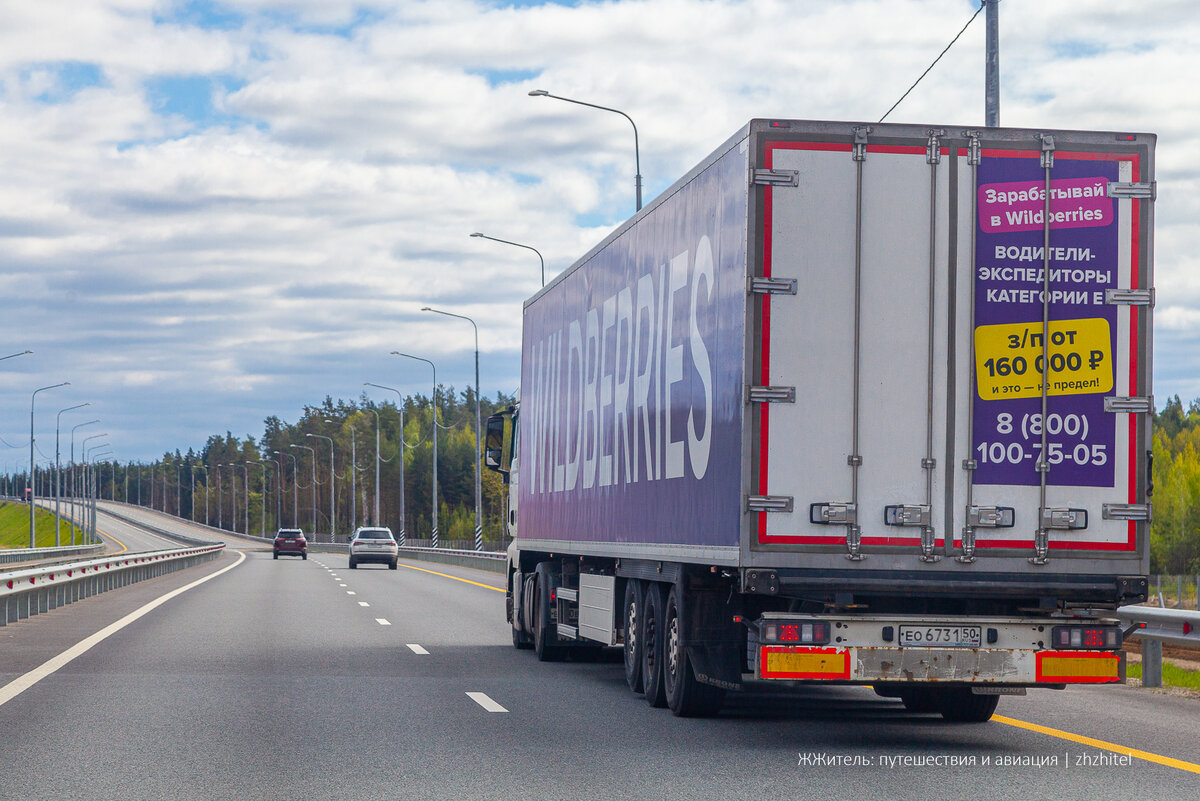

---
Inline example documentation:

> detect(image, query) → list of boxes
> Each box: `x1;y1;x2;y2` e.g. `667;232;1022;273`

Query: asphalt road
1;516;1197;800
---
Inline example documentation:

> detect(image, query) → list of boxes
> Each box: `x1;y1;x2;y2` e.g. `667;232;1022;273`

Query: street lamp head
420;306;432;311
528;89;549;97
469;232;483;238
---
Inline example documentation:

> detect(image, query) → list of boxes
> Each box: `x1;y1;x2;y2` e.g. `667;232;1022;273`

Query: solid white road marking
466;692;507;712
406;644;429;654
376;618;390;626
0;550;247;709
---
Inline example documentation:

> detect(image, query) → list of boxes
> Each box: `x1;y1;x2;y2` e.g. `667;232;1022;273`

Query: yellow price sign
975;318;1113;400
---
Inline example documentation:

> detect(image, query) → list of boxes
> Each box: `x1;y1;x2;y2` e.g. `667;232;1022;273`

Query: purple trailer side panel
518;142;748;549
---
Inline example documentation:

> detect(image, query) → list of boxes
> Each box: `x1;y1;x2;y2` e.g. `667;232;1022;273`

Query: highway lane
1;534;1198;800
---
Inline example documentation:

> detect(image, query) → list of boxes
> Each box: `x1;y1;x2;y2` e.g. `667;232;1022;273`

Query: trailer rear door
746;121;1152;578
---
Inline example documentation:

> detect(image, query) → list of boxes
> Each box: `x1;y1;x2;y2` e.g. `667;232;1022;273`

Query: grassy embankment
1127;659;1200;693
0;501;83;549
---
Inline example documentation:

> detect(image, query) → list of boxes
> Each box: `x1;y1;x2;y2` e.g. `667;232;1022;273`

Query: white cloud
1;0;1197;461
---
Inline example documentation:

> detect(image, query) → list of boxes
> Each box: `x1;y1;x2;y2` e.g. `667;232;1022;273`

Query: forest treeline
96;387;515;545
1150;395;1200;573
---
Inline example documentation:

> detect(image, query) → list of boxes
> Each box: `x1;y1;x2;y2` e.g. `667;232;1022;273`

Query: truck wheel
512;615;533;649
622;580;645;693
663;585;725;717
534;569;563;662
898;688;939;713
936;689;999;723
641;582;667;707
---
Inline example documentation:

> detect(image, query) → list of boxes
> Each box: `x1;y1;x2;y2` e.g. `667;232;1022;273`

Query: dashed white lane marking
466;692;507;713
376;618;391;626
347;591;357;595
339;583;347;587
358;601;370;607
406;644;429;654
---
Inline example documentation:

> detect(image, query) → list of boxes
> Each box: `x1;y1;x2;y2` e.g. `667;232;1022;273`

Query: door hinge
747;385;796;404
752;169;799;187
1105;288;1155;306
1107;181;1156;200
749;276;798;295
1102;503;1152;522
1104;396;1153;414
747;495;794;513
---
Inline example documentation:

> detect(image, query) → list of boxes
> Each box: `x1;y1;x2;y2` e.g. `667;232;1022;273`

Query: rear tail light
1051;625;1121;650
762;620;831;645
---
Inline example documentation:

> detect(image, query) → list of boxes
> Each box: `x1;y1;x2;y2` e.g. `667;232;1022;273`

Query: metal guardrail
1;544;225;627
1117;606;1200;688
0;543;104;566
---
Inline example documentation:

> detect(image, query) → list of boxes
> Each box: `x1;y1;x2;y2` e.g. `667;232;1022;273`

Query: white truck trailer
485;118;1154;721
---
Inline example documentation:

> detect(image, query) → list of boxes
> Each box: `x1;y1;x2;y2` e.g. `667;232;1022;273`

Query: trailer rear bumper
757;645;1124;685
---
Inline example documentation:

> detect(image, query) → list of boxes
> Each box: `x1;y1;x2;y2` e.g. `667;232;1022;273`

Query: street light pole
391;353;438;547
274;451;295;528
291;445;317;536
195;465;209;526
30;382;70;547
55;401;89;546
422;307;484;551
248;461;266;536
306;434;335;542
329;419;357;533
215;464;224;530
69;420;98;544
364;383;408;545
529;89;643;212
267;454;283;531
363;409;380;525
469;233;545;287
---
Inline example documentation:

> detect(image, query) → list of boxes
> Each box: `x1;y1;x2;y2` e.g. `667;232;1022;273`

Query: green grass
1127;659;1200;692
0;501;83;549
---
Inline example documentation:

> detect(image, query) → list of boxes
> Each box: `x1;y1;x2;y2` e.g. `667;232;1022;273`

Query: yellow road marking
96;528;128;555
994;714;1200;775
398;562;504;593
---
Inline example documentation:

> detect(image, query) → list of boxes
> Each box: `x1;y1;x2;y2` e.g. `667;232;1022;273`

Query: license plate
898;625;982;648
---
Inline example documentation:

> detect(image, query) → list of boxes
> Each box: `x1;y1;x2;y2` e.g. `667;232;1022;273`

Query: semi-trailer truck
485;118;1154;721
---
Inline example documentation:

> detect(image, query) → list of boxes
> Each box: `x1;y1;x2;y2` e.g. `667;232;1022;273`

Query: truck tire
897;688;940;713
622;580;645;693
534;567;563;662
936;689;999;723
641;582;668;707
511;573;533;650
663;586;725;717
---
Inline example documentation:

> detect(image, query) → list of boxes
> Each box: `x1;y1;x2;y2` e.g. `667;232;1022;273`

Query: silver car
348;527;398;570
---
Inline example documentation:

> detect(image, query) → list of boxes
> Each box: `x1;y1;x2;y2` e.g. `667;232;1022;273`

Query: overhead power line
879;1;986;123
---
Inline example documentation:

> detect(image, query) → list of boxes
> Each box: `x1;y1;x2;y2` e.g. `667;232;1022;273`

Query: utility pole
985;0;999;127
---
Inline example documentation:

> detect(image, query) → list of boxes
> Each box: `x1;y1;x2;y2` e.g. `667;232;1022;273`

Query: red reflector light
763;620;830;645
1052;624;1121;650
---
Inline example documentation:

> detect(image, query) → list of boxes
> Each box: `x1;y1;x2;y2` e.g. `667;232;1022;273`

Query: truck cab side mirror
485;409;514;477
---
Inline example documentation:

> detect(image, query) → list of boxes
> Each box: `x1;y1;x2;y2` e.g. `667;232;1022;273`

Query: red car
273;529;308;560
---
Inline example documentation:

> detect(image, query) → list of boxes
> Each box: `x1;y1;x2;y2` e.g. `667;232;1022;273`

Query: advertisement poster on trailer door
972;154;1119;488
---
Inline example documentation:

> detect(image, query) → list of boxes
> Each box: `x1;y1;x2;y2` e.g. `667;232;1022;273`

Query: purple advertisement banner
972;155;1120;487
518;144;747;548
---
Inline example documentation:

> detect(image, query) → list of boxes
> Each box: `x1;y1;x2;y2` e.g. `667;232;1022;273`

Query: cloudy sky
1;0;1197;466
